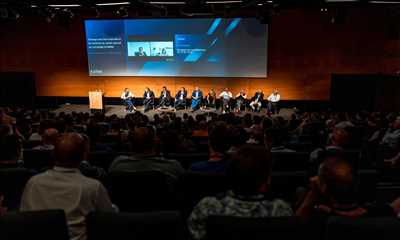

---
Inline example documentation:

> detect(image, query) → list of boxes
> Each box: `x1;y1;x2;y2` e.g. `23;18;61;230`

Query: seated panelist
267;89;281;114
143;87;155;112
235;89;247;113
174;87;187;110
219;88;233;114
206;89;216;108
191;86;203;111
157;86;171;109
121;88;136;112
250;90;264;112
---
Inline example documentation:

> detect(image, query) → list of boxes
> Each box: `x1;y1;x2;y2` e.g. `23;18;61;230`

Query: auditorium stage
53;104;295;120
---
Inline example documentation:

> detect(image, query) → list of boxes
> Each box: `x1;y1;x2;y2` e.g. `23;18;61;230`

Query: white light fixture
31;5;38;8
325;0;359;2
369;1;400;3
48;4;81;7
149;1;186;4
257;3;263;6
206;0;242;4
96;2;131;6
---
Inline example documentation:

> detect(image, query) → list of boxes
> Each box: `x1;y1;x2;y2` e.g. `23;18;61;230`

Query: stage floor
53;104;295;120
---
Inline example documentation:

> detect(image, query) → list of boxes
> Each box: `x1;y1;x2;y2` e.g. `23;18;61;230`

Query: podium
89;91;104;113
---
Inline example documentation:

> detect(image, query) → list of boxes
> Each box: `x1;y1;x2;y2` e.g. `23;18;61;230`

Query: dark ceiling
0;0;399;20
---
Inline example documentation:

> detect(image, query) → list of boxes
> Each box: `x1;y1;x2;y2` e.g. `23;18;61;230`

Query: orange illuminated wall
0;8;398;100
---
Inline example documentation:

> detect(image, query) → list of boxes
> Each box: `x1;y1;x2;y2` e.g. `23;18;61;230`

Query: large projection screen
85;18;267;78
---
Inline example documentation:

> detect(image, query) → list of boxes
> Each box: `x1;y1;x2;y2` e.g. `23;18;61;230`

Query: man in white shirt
219;88;233;114
121;88;135;112
267;89;281;114
20;133;115;240
33;128;58;151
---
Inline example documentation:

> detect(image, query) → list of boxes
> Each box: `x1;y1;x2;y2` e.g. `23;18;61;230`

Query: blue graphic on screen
85;18;267;77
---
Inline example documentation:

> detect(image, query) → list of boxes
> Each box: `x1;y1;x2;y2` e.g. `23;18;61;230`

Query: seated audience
20;133;115;240
308;121;354;175
296;156;367;219
0;194;6;216
390;197;400;218
227;126;248;154
0;133;23;168
188;145;293;240
109;127;185;181
0;107;16;126
264;128;295;152
33;128;59;150
189;122;231;174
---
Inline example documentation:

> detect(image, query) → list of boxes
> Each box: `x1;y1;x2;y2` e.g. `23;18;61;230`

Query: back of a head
42;128;59;145
319;157;356;204
228;145;272;195
264;128;284;148
0;134;21;162
128;127;155;153
229;127;248;148
55;133;85;168
208;121;230;154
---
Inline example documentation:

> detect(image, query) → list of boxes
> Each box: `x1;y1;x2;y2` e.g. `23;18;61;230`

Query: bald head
42;128;59;146
128;127;155;153
55;133;85;168
319;157;356;204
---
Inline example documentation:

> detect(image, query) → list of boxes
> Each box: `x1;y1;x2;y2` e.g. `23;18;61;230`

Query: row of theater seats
1;210;399;240
1;168;398;215
22;148;373;172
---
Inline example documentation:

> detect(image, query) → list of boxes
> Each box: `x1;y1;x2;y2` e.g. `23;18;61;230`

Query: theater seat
177;172;230;216
324;217;400;240
0;168;34;210
23;149;55;171
86;211;184;240
375;182;400;204
207;216;319;240
108;171;177;212
269;171;309;203
356;169;378;203
165;153;209;170
88;151;116;170
0;210;69;240
271;152;309;171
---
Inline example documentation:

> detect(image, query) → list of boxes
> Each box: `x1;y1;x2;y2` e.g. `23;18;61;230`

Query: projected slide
85;18;267;77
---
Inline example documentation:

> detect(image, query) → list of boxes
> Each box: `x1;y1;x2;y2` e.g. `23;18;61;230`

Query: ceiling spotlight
41;8;56;23
258;3;263;6
62;8;74;19
116;6;129;17
96;2;131;6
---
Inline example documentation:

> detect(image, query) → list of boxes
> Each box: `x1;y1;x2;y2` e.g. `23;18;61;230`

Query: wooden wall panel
0;8;398;100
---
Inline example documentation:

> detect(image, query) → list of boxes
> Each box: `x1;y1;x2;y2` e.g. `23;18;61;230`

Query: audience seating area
0;107;399;240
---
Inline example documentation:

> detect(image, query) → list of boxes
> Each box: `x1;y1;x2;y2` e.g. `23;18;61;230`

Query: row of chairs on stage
122;96;278;113
2;209;400;240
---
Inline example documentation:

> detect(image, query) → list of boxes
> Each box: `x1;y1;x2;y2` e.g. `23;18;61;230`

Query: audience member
264;128;295;152
20;133;115;240
308;121;354;175
188;145;293;240
190;121;231;173
0;194;6;216
0;133;22;168
109;127;185;181
33;128;59;150
296;156;366;218
390;197;400;218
